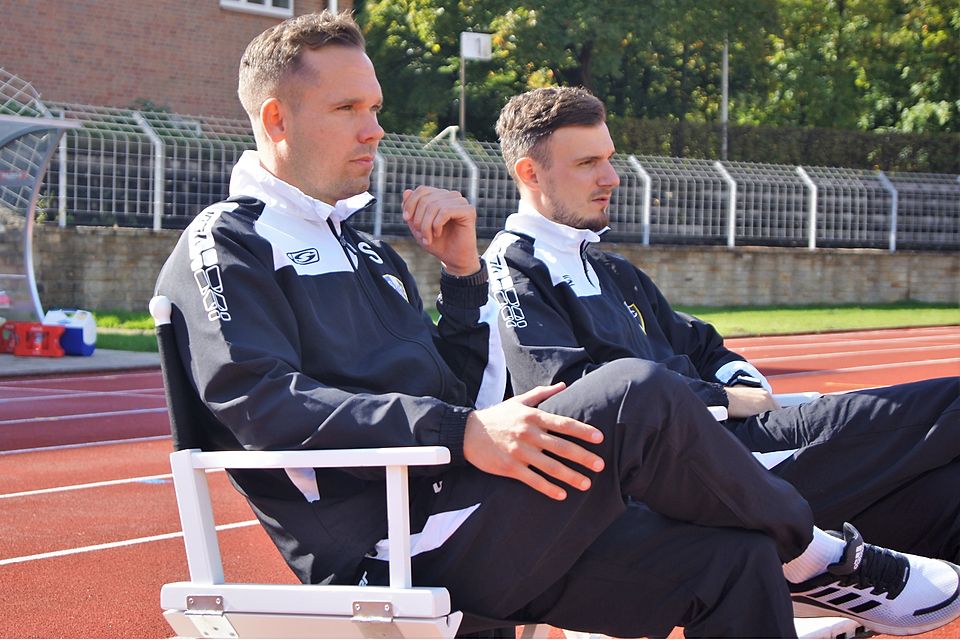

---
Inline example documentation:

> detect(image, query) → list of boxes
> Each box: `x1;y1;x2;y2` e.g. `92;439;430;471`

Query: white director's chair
152;295;466;638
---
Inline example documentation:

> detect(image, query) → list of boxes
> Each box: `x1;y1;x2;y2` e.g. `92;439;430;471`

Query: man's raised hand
402;186;480;276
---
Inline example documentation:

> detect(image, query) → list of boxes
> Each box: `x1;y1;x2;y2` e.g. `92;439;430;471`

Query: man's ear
515;156;540;191
260;97;286;143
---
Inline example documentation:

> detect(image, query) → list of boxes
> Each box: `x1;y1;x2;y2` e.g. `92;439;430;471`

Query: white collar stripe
504;207;602;298
229;150;374;225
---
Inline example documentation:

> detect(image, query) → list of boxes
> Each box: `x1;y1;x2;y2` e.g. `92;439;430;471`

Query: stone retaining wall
32;225;959;313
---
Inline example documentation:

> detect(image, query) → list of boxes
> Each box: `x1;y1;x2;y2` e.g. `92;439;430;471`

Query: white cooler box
43;309;97;356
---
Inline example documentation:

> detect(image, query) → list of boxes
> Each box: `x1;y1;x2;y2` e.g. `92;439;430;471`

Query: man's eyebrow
332;96;384;108
572;150;615;163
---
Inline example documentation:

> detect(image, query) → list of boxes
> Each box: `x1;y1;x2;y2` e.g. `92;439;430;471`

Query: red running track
0;326;957;638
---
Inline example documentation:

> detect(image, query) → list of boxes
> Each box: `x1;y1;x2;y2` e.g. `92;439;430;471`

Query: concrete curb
0;349;160;378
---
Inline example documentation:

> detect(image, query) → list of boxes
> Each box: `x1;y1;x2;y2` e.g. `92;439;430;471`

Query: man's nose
599;161;620;188
360;114;385;144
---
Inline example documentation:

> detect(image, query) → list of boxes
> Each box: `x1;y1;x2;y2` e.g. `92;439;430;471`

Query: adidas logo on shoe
790;523;960;636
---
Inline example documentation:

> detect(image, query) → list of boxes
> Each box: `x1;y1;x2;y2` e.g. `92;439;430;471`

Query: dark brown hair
496;87;606;179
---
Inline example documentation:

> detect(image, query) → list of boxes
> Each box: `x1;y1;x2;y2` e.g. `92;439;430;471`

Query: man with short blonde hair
237;11;365;124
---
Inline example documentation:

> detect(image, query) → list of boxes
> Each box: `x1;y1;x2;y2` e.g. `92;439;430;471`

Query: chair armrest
171;446;450;591
189;446;450;470
708;406;729;421
774;392;822;407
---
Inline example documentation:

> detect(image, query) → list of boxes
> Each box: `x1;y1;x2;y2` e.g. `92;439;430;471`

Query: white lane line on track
0;435;170;456
0;407;168;426
0;370;160;387
732;332;960;353
730;327;958;343
0;387;165;404
0;520;259;566
749;344;955;365
0;469;224;500
766;357;960;379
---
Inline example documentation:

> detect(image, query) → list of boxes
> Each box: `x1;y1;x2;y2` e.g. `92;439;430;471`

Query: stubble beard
551;199;610;232
326;171;372;203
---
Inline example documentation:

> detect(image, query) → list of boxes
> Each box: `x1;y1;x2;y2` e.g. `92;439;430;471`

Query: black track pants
726;377;960;559
360;359;812;637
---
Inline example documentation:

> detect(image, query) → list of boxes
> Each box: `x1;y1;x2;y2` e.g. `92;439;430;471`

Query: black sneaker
790;523;960;636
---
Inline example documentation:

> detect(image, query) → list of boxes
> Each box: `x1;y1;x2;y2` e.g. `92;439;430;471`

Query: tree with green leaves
357;0;958;150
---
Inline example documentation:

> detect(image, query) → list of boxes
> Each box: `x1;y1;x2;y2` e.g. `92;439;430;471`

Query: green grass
96;329;157;352
93;310;155;331
91;302;958;353
677;302;960;337
91;309;156;351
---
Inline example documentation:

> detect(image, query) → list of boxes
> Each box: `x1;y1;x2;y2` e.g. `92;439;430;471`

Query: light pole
459;32;492;140
721;35;729;160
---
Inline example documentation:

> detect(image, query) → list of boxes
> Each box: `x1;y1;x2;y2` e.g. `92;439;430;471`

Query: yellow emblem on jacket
624;302;646;333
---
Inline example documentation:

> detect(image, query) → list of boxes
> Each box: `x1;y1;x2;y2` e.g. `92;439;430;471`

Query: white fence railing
3;69;958;250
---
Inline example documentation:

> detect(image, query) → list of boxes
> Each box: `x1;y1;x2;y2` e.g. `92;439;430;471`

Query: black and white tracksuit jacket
155;151;505;584
484;205;765;406
483;204;960;562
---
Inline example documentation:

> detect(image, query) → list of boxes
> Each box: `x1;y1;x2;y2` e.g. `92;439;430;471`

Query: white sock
782;527;846;583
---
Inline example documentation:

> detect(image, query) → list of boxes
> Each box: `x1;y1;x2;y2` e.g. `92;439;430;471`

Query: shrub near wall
31;226;959;314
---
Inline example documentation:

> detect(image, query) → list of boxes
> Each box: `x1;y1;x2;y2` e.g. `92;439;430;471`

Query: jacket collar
229;150;374;224
504;200;607;253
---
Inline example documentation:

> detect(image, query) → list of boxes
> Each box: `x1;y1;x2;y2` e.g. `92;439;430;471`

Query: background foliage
357;0;959;171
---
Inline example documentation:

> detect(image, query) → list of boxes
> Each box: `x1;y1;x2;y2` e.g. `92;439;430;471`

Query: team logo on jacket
358;242;384;265
624;302;646;333
286;248;320;265
382;274;409;302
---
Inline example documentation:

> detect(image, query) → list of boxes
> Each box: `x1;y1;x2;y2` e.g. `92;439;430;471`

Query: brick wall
1;0;350;120
32;226;960;313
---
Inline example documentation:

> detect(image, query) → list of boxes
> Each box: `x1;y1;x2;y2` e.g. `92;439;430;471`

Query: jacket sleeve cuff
698;381;730;408
439;258;489;309
439;406;471;465
715;360;772;392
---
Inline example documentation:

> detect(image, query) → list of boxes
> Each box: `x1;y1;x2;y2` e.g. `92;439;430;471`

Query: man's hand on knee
725;386;781;419
464;383;605;501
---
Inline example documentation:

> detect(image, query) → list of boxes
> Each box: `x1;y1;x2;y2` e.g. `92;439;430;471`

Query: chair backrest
150;295;221;451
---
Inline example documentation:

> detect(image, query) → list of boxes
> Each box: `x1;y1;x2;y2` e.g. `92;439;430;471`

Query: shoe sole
792;562;960;636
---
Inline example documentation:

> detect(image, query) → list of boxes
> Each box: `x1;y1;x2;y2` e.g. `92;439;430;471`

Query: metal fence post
713;161;737;247
58;112;68;227
448;133;479;206
876;170;898;253
132;111;165;231
627;155;652;245
795;166;818;250
373;151;386;238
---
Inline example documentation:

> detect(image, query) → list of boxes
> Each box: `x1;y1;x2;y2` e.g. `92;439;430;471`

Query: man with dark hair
485;84;960;628
156;13;960;637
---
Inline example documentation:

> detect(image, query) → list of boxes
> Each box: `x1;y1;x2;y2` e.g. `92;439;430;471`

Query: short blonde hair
237;10;365;119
